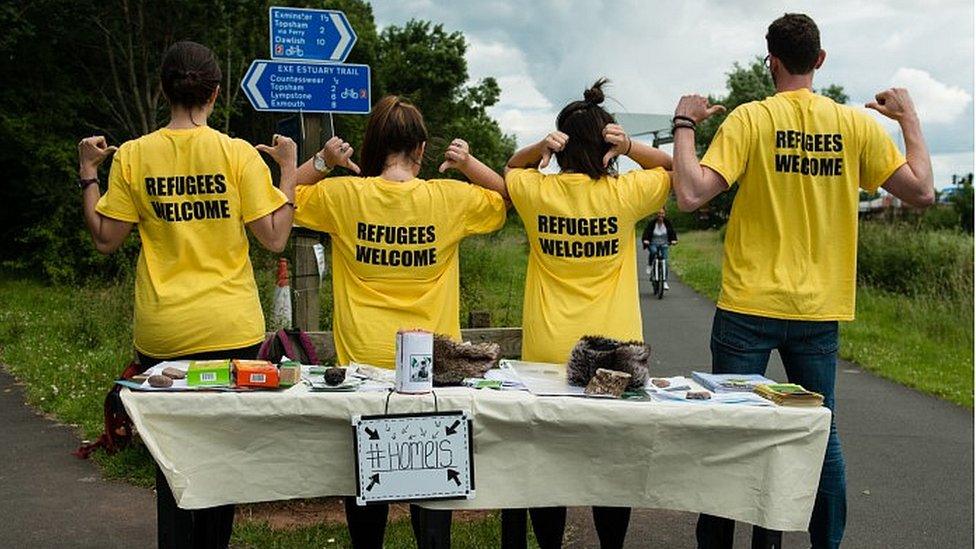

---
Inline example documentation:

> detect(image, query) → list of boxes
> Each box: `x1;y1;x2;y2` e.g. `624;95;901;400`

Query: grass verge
0;224;532;537
670;230;974;408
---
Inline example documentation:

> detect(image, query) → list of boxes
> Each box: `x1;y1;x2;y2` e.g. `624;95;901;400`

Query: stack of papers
754;384;824;407
692;372;776;393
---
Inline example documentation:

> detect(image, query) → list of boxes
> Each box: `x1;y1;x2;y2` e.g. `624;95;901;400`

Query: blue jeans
648;243;669;262
696;308;846;549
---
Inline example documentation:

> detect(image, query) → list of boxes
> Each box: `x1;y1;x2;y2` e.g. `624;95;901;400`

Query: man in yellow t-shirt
671;14;934;549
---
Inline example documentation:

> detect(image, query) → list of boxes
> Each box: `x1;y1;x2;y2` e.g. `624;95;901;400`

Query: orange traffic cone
271;257;292;329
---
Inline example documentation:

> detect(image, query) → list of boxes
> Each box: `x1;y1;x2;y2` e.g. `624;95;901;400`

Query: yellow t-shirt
702;89;906;321
96;126;287;357
294;177;507;368
506;168;671;363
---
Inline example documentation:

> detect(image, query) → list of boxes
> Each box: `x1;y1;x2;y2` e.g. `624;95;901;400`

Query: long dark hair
359;95;429;177
554;78;617;179
160;41;221;109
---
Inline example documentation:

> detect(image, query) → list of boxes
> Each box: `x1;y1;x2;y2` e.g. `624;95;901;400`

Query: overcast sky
372;0;974;188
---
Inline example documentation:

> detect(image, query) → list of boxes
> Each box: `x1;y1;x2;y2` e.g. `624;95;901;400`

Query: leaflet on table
499;360;586;396
692;372;776;393
648;390;775;407
645;376;693;392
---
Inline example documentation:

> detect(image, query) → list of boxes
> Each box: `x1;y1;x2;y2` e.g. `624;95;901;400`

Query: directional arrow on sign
447;469;461;486
365;427;380;440
445;420;461;436
240;60;371;114
366;473;380;492
269;7;357;62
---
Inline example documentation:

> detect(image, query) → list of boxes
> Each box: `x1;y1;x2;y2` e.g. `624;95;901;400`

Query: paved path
0;367;155;548
565;270;974;548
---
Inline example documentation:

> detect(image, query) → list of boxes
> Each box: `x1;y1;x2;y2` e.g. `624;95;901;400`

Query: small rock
862;490;871;495
324;367;346;386
651;378;671;388
686;391;711;400
148;375;173;388
161;366;185;380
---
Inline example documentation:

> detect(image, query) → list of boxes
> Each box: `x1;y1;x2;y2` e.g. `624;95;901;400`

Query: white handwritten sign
352;411;475;505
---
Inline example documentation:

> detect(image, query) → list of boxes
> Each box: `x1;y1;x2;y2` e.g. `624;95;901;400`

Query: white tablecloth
121;385;830;531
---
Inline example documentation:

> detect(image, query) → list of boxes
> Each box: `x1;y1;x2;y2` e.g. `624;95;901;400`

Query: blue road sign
269;7;357;62
241;60;371;114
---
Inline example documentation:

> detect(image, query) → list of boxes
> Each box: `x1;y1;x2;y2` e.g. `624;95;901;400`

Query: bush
919;205;963;232
856;221;973;300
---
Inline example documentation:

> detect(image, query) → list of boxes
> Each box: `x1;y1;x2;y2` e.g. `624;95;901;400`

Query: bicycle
644;242;673;300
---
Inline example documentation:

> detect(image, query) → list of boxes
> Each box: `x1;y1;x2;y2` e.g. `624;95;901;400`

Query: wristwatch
313;151;333;174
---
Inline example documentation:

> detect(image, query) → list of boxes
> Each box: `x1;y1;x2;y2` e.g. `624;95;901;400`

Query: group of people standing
77;12;933;549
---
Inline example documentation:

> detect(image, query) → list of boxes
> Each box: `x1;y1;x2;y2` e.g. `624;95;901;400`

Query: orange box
232;360;280;389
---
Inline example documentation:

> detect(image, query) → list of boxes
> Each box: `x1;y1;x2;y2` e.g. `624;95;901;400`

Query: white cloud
931;151;975;189
372;1;973;151
889;68;972;125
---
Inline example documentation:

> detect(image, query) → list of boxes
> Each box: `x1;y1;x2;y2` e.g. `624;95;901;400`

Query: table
121;385;830;531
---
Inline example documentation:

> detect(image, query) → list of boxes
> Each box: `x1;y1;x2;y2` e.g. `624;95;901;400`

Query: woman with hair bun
77;40;297;548
292;94;507;548
472;79;672;549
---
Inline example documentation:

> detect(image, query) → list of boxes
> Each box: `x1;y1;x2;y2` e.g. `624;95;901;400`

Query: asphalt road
565;267;974;548
0;368;156;548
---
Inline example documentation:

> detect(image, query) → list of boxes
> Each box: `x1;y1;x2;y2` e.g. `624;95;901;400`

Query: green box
187;359;231;387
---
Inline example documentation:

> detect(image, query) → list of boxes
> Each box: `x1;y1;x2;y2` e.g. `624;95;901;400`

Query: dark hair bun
160;41;222;108
583;78;609;105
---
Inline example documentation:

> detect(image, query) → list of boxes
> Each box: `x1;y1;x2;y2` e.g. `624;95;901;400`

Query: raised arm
866;88;935;208
440;138;508;202
295;136;362;186
247;134;298;253
602;123;672;170
671;95;730;212
506;131;568;174
78;136;133;254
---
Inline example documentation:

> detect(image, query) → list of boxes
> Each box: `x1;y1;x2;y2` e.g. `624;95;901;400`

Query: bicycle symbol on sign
341;88;359;99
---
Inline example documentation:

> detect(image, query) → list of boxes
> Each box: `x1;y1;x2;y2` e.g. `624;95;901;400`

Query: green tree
375;20;515;178
949;173;974;233
692;57;848;228
0;1;514;282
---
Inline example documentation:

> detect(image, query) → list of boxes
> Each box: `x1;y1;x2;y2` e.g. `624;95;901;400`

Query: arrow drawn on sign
366;473;380;491
365;427;379;440
330;12;354;61
447;469;461;486
445;420;461;436
245;62;267;109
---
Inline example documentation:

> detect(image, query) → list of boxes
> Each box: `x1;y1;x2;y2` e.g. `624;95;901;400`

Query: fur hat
433;334;502;386
567;335;651;391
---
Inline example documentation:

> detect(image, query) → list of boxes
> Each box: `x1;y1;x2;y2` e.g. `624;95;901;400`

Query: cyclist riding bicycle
641;208;677;290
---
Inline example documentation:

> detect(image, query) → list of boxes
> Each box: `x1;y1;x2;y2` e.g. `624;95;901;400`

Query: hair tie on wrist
624;137;633;156
672;115;697;126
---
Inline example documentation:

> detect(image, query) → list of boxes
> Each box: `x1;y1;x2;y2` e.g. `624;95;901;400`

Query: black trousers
139;342;262;549
501;506;631;549
343;497;453;549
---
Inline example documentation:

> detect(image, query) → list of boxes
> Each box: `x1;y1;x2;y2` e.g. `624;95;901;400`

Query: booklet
692;372;776;393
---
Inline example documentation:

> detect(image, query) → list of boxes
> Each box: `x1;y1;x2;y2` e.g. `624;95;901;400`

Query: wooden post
468;310;491;328
292;114;332;331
